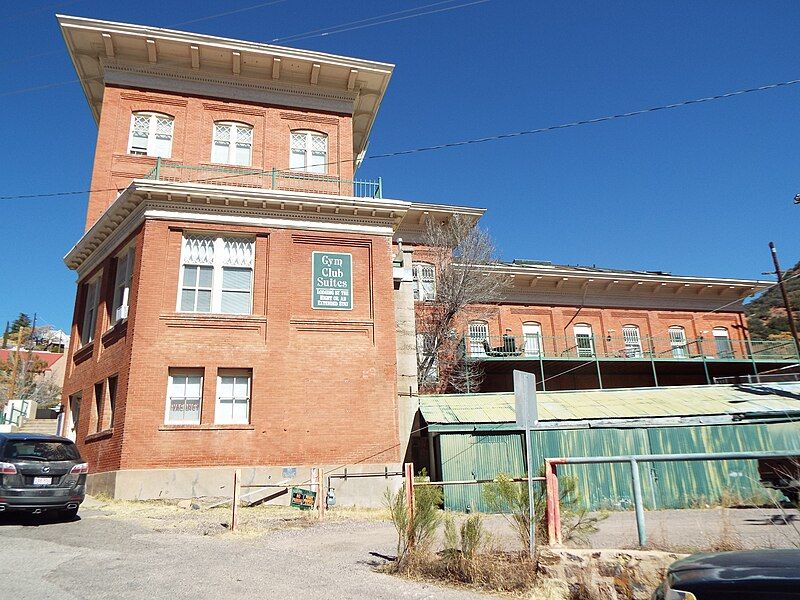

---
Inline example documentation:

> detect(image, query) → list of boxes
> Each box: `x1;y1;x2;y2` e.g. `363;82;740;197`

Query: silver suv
0;432;87;519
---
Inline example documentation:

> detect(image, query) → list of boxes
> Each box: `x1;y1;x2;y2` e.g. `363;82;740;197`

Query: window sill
72;343;94;365
160;313;267;329
102;320;128;345
158;424;254;431
85;429;113;442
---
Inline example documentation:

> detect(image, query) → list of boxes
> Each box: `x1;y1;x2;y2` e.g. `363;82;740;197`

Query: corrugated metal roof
420;383;800;428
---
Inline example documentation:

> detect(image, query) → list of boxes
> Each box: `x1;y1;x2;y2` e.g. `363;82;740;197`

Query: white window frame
80;275;101;346
211;121;253;166
215;369;251;425
177;235;255;315
412;263;436;301
290;130;328;173
669;326;688;358
622;324;643;358
165;369;203;425
522;322;542;357
468;321;489;357
574;323;595;358
713;327;734;358
127;111;174;158
111;246;135;325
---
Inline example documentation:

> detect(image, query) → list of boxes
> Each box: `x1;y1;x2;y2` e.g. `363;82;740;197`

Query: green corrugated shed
426;383;800;511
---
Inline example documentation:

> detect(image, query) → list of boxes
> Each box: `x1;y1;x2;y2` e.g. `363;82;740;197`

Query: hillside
745;259;800;338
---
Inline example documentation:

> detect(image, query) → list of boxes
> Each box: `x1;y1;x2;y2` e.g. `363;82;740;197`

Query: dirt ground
1;499;797;599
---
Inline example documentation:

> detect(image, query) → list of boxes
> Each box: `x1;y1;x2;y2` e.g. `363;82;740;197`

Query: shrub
482;471;605;549
384;471;443;566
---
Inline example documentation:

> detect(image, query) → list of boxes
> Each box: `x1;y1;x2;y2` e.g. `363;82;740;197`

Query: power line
368;78;800;159
271;0;494;44
4;73;798;200
174;0;289;27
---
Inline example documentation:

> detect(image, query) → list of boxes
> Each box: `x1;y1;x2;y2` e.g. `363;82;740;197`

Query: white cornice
103;61;356;115
57;14;394;163
65;181;411;274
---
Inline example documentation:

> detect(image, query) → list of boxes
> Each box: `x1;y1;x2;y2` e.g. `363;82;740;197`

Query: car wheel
58;507;79;521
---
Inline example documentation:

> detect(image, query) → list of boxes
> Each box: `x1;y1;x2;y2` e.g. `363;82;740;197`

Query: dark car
758;456;800;503
0;432;87;519
653;549;800;599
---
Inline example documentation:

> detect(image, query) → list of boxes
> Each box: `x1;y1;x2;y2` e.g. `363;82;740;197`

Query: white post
514;370;538;556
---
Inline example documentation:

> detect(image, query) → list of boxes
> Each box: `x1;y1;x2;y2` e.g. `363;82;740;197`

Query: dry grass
92;497;388;537
385;548;539;595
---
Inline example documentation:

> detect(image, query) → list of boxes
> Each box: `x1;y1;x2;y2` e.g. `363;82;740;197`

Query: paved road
0;509;485;600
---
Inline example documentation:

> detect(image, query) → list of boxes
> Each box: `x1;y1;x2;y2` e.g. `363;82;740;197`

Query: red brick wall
62;218;400;474
466;303;747;345
61;226;144;473
85;85;354;231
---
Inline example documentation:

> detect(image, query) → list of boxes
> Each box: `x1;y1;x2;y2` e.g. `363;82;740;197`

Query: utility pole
2;321;8;349
769;242;800;358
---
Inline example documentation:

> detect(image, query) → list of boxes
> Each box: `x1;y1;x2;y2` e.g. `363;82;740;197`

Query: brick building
56;16;797;502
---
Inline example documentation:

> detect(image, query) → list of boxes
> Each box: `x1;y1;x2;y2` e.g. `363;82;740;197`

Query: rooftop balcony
143;158;383;199
466;334;800;363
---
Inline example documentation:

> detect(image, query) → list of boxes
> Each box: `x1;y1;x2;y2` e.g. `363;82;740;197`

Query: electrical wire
271;0;494;43
5;76;800;199
286;272;800;484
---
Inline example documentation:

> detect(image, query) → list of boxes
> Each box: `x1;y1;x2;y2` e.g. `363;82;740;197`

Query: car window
2;440;80;461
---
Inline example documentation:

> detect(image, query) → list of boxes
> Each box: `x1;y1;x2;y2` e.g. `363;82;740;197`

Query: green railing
465;335;800;362
0;399;29;427
143;158;382;198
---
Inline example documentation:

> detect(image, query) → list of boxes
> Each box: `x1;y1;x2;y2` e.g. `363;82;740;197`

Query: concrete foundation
86;463;403;508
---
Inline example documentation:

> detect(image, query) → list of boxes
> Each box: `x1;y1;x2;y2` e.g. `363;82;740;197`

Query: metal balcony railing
143;158;383;198
464;335;800;362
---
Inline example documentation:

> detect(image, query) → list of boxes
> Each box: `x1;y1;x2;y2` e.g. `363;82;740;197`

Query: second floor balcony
144;158;383;199
465;334;800;363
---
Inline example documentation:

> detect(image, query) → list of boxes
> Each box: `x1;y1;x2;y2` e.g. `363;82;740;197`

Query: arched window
128;111;173;158
468;321;489;357
713;327;734;359
212;121;253;166
573;323;595;357
522;322;542;357
669;326;688;358
290;130;327;173
622;324;642;358
412;262;436;301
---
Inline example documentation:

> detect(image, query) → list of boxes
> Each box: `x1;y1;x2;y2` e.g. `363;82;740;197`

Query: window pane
219;377;234;398
186;376;202;397
182;265;197;287
290;149;305;170
169;398;186;422
222;267;251;290
221;291;250;314
232;400;248;423
196;290;212;312
198;266;213;288
180;290;196;312
212;141;229;163
235;143;251;166
151;135;172;159
233;377;249;398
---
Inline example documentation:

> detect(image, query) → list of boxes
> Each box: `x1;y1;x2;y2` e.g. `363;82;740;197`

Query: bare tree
415;214;509;392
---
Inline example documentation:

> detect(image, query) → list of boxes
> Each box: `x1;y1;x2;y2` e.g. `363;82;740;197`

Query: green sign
312;251;353;310
290;487;317;510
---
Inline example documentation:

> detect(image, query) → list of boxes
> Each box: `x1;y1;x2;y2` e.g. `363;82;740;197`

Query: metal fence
714;372;800;384
143;158;383;198
465;334;799;362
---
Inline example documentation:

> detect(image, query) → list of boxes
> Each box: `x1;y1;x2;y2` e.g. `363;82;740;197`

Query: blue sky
1;0;799;331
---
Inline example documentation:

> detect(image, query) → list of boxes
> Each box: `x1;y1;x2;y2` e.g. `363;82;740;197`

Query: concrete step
18;419;59;435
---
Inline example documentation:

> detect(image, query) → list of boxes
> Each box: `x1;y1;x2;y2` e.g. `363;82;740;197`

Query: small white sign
514;370;538;428
33;477;52;486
